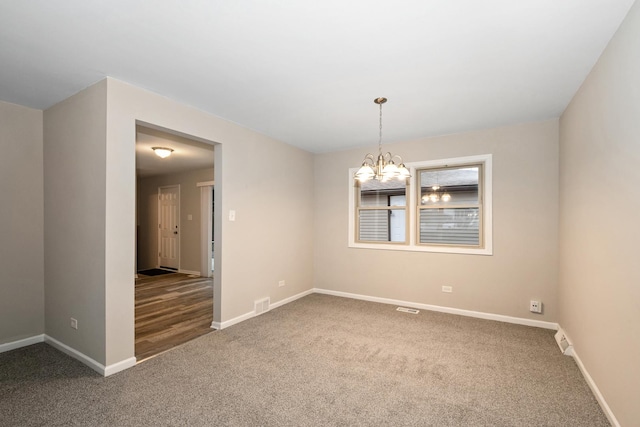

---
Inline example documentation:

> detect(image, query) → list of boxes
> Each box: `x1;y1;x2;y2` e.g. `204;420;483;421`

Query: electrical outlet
442;286;453;293
70;318;78;330
530;300;542;313
278;280;285;287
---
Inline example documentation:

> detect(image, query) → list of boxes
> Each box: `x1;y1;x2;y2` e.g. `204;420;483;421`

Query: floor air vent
396;307;420;314
554;328;574;356
254;297;270;315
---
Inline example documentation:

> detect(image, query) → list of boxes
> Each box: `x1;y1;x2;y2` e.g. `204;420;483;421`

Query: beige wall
105;78;315;365
137;168;214;272
559;1;640;425
315;120;559;322
38;77;315;366
43;80;107;363
0;101;44;344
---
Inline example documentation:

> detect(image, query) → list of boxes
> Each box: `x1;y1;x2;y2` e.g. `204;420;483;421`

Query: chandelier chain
378;102;383;154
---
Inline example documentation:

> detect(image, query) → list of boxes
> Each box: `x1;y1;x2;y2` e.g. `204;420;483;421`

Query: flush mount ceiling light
354;97;411;183
152;147;174;158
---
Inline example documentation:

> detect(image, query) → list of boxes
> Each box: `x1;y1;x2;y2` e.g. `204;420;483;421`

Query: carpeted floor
0;294;609;426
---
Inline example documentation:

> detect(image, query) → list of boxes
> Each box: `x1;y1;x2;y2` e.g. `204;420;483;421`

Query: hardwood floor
135;272;214;361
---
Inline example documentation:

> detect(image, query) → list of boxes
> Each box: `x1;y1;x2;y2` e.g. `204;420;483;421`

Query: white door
389;195;406;242
158;185;180;270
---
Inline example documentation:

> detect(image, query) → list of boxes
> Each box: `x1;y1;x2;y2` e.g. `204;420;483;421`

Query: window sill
348;241;493;255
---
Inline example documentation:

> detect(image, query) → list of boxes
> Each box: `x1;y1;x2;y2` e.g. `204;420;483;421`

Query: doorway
134;272;213;361
135;124;215;360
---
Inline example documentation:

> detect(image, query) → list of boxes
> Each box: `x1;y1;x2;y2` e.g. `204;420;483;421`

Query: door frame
197;180;214;277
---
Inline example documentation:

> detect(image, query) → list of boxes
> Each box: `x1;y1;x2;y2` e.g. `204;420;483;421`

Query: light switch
229;210;236;221
187;214;193;221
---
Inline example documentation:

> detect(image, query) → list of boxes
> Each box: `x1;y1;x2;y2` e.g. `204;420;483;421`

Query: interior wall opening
134;123;216;361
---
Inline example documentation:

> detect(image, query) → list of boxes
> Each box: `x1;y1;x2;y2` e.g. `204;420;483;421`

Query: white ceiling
0;1;635;153
136;126;214;178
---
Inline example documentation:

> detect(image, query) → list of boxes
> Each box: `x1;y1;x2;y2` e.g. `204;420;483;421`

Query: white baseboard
213;288;558;331
313;288;559;330
0;334;45;353
104;356;137;376
0;290;557;380
311;291;617;424
1;334;135;377
557;329;620;427
270;289;314;310
44;335;135;377
212;288;314;330
179;269;201;275
212;310;255;330
44;335;105;375
6;291;616;425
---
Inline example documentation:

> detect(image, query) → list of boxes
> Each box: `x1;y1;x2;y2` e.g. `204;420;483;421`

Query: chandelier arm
362;153;375;165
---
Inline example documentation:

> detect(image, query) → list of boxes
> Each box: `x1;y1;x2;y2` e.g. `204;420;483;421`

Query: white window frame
355;183;409;244
348;154;492;255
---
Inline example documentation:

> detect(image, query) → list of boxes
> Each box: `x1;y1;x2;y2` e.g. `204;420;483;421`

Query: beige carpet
0;294;609;426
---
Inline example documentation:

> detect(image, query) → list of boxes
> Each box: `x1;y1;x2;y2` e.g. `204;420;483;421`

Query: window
418;165;481;246
356;179;407;243
349;154;492;255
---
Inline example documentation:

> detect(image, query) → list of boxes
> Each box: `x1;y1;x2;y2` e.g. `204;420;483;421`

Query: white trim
348;241;493;255
572;349;621;426
211;290;618;425
211;289;314;330
200;185;213;277
45;335;105;375
557;328;620;427
348;154;493;256
313;288;558;330
196;180;215;187
179;269;201;275
270;289;314;310
1;334;135;376
0;334;45;353
213;288;556;331
213;311;255;330
104;356;137;376
44;335;136;377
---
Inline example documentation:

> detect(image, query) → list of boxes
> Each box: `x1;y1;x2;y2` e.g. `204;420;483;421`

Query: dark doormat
138;268;176;276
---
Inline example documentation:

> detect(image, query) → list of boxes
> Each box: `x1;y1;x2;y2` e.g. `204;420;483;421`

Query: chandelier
422;184;451;203
354;97;411;182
